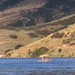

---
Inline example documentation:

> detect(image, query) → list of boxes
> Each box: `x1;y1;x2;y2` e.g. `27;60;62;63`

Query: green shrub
70;31;75;38
28;49;32;55
15;44;24;49
64;34;67;37
5;49;13;54
31;47;49;57
51;32;64;38
6;53;11;57
28;33;38;38
35;30;50;36
63;32;75;44
70;43;75;46
10;34;17;39
63;38;72;44
58;48;62;52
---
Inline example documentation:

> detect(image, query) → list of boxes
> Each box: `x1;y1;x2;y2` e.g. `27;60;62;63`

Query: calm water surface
0;58;75;75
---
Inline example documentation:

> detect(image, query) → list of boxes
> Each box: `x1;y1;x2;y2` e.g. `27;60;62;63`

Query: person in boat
42;56;46;60
42;56;50;60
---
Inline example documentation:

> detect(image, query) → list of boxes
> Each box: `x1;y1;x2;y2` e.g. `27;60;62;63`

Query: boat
38;56;51;62
38;59;50;62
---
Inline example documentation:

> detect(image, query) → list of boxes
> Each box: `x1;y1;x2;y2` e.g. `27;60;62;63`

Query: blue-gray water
0;58;75;75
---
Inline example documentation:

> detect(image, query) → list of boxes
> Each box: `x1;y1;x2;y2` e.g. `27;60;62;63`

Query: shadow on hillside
0;0;24;11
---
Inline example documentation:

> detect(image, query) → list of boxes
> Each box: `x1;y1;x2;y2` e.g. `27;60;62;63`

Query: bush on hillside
35;30;50;36
63;38;72;44
5;49;13;54
28;49;32;55
51;32;64;38
63;32;75;44
31;47;49;57
70;31;75;38
5;53;11;57
58;48;62;53
28;33;38;38
50;16;75;25
15;44;24;49
70;42;75;46
8;20;23;27
10;34;17;39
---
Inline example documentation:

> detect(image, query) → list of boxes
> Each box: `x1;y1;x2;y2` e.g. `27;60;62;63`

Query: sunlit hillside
3;23;75;58
0;0;75;58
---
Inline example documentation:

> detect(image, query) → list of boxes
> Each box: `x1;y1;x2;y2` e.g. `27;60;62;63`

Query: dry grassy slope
0;13;74;55
3;24;75;58
1;12;75;57
0;29;41;54
0;24;63;55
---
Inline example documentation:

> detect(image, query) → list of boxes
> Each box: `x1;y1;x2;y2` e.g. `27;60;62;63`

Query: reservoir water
0;58;75;75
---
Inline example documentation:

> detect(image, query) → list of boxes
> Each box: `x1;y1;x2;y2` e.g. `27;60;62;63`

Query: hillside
3;23;75;58
0;0;75;27
0;11;75;57
0;0;75;57
0;12;75;55
0;0;47;26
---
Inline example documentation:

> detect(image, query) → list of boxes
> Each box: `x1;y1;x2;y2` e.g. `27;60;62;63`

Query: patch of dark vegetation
63;38;72;44
58;48;62;53
5;53;11;57
0;26;20;31
28;33;38;38
35;30;50;36
70;31;75;39
64;31;70;37
63;31;75;44
0;0;24;11
64;34;67;37
51;32;64;38
24;17;36;27
70;42;75;46
10;34;17;39
28;49;32;55
31;47;49;57
15;44;24;49
5;49;13;54
8;20;23;27
25;23;64;31
32;8;52;23
50;16;75;26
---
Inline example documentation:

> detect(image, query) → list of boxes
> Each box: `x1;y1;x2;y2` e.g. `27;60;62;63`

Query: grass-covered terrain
3;23;75;58
0;14;75;57
0;29;42;55
0;0;75;58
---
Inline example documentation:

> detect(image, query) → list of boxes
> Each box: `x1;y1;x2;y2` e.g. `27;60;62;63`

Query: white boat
38;59;51;62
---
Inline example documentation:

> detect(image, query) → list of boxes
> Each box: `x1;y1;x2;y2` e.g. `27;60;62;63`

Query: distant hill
0;0;47;26
0;0;75;27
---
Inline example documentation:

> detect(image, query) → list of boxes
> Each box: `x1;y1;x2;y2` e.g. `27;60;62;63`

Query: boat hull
38;59;50;62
